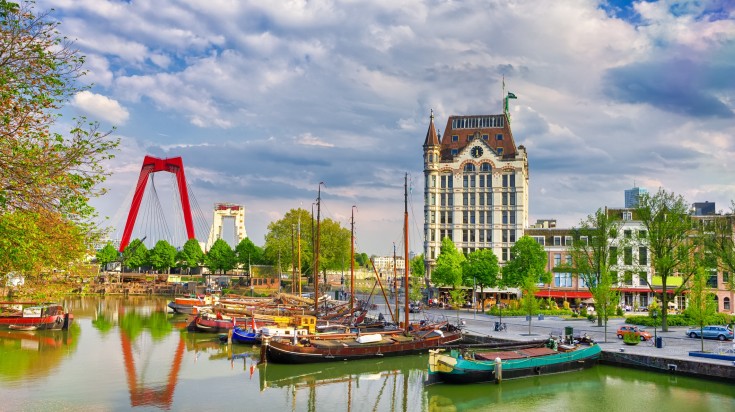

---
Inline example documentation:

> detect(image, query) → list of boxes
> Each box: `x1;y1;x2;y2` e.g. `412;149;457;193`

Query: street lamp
652;308;658;346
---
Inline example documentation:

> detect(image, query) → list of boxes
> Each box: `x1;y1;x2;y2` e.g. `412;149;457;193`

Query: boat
426;338;601;384
167;295;215;314
0;303;73;330
261;175;463;364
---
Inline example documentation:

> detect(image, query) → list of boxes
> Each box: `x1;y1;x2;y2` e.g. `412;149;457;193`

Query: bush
623;333;640;345
616;306;624;316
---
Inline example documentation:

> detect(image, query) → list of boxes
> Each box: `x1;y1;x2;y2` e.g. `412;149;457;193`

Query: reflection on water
1;296;735;412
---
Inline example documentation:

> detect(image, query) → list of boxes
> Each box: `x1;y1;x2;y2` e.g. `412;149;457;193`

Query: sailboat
260;174;463;364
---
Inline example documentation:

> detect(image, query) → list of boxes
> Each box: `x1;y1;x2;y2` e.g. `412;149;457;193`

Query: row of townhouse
526;208;734;314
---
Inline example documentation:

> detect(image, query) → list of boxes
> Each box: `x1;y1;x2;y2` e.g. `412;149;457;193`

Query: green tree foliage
687;267;717;352
205;238;236;274
635;188;694;331
264;208;313;278
235;237;264;269
264;208;351;282
176;238;204;274
409;254;425;303
410;254;425;279
0;1;119;277
503;236;549;334
431;237;465;288
122;239;148;271
570;208;621;332
462;249;500;311
96;243;119;271
148;240;177;273
0;209;86;276
355;252;371;268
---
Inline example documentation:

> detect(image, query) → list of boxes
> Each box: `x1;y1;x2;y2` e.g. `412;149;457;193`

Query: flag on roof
507;92;517;99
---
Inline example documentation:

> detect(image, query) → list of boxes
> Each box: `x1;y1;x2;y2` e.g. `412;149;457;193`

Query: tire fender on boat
534;366;542;374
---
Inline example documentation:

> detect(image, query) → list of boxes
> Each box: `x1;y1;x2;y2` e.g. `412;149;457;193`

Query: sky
39;0;735;257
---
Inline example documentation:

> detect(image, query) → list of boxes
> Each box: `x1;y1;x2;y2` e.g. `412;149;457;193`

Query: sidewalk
424;307;735;369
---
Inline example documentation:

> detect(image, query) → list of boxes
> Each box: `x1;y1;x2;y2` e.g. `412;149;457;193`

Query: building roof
423;109;440;148
439;113;518;161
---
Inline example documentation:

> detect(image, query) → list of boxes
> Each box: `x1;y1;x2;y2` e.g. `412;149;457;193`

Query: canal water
1;296;734;412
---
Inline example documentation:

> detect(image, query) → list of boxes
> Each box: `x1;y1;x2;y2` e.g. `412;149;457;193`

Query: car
409;302;422;313
617;325;653;341
685;325;734;341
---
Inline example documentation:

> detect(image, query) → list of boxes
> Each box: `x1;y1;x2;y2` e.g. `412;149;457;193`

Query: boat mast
403;173;410;332
393;242;398;324
350;206;356;315
314;182;323;313
298;215;302;297
291;224;295;294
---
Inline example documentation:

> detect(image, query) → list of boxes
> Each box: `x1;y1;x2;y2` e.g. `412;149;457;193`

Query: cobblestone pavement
418;307;735;368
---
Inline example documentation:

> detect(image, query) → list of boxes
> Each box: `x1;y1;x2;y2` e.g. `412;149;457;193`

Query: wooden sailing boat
261;174;463;364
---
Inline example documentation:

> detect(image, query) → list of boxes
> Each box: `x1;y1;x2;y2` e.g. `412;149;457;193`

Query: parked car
616;325;653;341
409;302;422;313
685;325;734;341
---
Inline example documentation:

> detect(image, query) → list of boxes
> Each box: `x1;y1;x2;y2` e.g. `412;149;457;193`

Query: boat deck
474;346;557;361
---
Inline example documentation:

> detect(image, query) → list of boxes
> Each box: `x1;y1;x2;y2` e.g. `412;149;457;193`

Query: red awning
535;290;592;299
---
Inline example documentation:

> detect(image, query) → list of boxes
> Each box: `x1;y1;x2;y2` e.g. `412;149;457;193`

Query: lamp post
652;308;658;347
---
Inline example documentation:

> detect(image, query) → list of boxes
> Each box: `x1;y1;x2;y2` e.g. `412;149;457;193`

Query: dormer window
452;135;459;142
496;134;503;140
497;148;503;156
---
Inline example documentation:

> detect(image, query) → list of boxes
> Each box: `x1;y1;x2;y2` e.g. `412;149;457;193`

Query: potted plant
623;332;640;345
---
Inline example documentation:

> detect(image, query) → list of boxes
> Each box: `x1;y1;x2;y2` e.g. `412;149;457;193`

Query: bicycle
646;337;663;348
494;321;507;332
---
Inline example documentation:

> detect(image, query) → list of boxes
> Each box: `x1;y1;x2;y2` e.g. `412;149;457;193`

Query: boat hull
0;305;72;331
427;344;601;385
263;330;463;364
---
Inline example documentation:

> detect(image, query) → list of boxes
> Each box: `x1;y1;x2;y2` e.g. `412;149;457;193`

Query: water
1;296;733;412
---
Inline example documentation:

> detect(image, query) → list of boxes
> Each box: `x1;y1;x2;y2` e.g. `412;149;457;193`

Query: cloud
72;91;130;125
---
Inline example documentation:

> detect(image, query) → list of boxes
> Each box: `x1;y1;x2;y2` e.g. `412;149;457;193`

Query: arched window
724;297;731;311
480;163;492;172
464;163;476;172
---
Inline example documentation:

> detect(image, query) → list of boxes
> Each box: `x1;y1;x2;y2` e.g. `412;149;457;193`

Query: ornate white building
423;110;528;274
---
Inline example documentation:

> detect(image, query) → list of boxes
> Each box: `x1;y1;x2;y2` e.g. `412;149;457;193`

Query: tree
205;239;237;275
235;237;264;272
431;237;465;289
502;236;550;335
409;254;425;303
635;188;694;331
96;243;119;271
176;238;204;275
569;208;622;337
686;267;717;352
122;239;148;272
148;240;177;274
462;249;500;311
0;1;118;278
355;252;371;269
264;208;314;280
704;205;735;294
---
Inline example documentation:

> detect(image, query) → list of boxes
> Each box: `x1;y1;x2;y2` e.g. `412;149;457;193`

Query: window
554;272;573;287
463;176;469;188
502;230;508;242
580;236;588;245
464;163;476;172
624;230;632;238
707;270;718;288
553;236;561;246
565;236;573;246
468;134;474;141
502;175;508;187
470;175;476;188
724;272;730;283
510;230;516;242
502;248;508;261
452;135;458;142
497;148;503;156
496;133;503;140
509;174;515;187
462;194;468;206
725;297;731;311
479;175;485;188
639;272;648;286
639;247;647;265
431;175;436;187
479;213;485;224
502;193;508;206
624;271;633;285
565;255;572;265
482;134;489;140
451;149;458;156
510;211;516;225
532;236;545;246
509;192;516;206
554;254;561;267
638;230;647;239
480;163;492;172
624;247;632;265
502;211;508;224
622;211;632;220
470;193;475;206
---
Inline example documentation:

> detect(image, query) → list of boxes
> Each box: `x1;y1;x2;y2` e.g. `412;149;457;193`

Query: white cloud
72;91;130;125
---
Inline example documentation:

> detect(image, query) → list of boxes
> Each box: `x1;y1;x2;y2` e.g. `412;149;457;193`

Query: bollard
495;357;503;382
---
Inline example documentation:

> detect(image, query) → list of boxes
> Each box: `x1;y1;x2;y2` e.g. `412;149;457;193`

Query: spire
423;109;439;147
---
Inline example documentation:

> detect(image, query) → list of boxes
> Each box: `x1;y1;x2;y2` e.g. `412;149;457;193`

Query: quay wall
600;351;735;382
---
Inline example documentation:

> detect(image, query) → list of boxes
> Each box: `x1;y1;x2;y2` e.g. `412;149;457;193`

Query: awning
535;290;592;299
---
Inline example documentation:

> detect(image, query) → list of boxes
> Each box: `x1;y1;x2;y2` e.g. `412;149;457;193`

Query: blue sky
40;0;735;256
